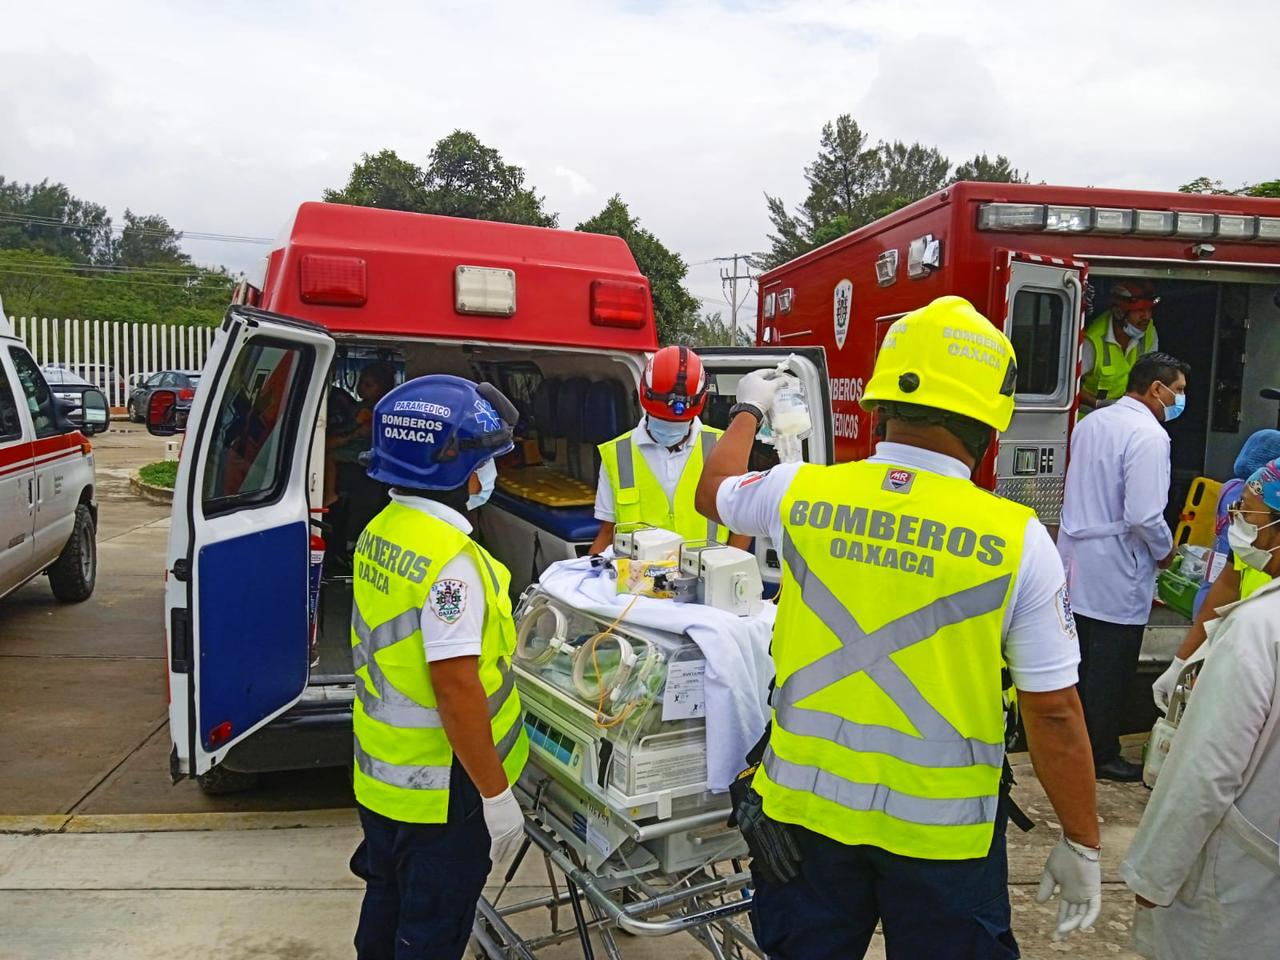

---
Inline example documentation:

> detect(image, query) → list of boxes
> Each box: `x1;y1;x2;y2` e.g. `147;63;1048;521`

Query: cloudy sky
3;0;1277;326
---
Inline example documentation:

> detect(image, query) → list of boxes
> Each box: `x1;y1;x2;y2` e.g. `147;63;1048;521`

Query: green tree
1178;176;1234;195
325;132;557;227
115;210;189;266
680;311;752;347
952;153;1027;185
1179;176;1280;198
0;177;114;264
576;195;699;345
760;117;1030;268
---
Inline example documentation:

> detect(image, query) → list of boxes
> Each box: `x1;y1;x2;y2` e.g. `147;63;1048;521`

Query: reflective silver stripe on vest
352;604;517;730
615;436;636;490
494;709;525;762
354;734;452;791
700;429;718;541
770;531;1009;821
763;748;998;826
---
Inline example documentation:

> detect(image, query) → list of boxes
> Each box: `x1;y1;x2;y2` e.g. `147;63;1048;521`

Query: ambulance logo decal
473;399;501;432
882;468;915;493
429;579;468;624
833;278;853;351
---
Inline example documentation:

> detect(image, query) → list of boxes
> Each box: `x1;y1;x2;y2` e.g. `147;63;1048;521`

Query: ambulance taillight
590;279;649;329
299;254;368;306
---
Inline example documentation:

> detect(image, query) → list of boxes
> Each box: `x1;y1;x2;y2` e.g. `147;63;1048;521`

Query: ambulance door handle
27;477;35;508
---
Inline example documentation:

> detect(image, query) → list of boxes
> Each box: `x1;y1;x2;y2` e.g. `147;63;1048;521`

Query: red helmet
1110;280;1159;313
640;346;707;421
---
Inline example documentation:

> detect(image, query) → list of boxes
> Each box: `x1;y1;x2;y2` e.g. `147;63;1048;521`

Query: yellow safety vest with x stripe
598;425;729;543
755;459;1033;860
350;500;528;823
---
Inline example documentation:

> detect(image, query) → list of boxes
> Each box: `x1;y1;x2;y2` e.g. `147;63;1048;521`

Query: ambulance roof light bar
978;202;1275;243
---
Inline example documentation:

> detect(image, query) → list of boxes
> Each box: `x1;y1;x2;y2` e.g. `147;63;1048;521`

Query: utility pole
716;254;755;343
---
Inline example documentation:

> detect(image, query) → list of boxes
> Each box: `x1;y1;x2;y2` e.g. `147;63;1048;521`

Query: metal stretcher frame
471;802;764;959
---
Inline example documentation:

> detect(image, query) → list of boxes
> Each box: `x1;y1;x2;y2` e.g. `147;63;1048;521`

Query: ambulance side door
992;253;1086;530
166;306;334;778
698;346;832;587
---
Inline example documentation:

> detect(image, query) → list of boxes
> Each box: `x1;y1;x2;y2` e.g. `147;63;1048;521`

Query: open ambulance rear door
165;306;334;779
699;346;832;588
990;252;1087;529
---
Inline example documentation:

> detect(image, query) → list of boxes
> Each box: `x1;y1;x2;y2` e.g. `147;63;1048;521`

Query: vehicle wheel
48;504;96;602
127;399;140;422
196;765;261;795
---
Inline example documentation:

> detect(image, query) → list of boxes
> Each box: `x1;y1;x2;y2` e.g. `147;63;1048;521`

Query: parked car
2;335;110;603
127;370;201;422
44;363;126;402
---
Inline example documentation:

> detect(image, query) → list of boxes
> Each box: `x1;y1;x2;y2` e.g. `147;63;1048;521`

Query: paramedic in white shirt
1121;459;1280;959
1057;351;1190;782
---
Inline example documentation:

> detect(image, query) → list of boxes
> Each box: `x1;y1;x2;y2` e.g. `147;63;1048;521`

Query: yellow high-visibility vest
351;501;528;823
598;424;728;542
755;458;1034;859
1080;314;1157;415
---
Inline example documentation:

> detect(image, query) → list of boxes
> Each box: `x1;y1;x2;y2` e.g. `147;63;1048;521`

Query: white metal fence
6;315;215;409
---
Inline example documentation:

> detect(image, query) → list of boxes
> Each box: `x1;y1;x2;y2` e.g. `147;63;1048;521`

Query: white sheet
537;555;775;792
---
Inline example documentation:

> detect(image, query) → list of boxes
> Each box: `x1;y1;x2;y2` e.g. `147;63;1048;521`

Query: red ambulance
756;181;1280;716
156;202;830;791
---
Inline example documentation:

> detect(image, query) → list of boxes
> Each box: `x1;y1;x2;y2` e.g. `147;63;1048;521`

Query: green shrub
138;460;178;489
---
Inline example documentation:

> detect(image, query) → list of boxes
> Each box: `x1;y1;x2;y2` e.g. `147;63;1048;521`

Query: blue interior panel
489;490;600;542
197;521;309;751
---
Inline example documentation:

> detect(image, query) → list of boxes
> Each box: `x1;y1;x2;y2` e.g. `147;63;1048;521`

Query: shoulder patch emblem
1056;584;1077;638
429;578;468;624
882;468;915;493
737;471;769;489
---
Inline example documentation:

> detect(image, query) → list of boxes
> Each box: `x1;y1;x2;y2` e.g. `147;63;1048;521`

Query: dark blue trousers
350;762;492;960
750;802;1018;960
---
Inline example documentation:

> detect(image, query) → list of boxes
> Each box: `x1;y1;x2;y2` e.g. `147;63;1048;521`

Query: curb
129;471;174;504
0;808;358;835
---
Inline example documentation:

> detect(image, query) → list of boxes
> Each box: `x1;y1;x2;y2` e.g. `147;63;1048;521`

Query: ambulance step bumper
218;698;353;774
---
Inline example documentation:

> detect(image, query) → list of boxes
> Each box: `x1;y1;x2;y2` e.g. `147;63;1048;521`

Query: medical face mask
1123;321;1146;340
467;458;497;511
1156;382;1185;422
646;416;691;448
1227;512;1280;571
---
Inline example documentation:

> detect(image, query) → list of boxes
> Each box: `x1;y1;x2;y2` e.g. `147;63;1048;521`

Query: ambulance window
8;347;58;438
1009;290;1066;397
0;366;22;441
202;339;313;515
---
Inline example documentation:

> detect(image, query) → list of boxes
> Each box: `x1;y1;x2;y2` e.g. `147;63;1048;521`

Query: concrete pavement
0;428;1150;958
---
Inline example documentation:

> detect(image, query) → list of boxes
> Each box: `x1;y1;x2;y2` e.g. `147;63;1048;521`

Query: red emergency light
590;279;649;329
300;254;368;307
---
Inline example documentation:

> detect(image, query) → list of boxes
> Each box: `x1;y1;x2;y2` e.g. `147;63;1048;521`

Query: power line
0;259;235;278
0;267;233;290
0;212;272;245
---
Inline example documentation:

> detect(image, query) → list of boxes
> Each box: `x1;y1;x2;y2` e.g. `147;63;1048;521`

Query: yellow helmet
860;296;1018;432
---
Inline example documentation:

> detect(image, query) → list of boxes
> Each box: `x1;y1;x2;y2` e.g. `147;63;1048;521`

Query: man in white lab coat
1121;459;1280;959
1057;352;1190;781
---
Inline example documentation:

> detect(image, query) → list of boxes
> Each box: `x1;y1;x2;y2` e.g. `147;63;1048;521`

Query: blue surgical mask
646;416;691;448
1157;382;1185;422
467;458;497;511
1123;321;1146;340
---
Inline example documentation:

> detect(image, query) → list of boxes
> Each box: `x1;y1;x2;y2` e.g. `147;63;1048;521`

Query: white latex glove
1036;836;1102;941
481;787;525;866
1152;656;1186;713
734;369;783;420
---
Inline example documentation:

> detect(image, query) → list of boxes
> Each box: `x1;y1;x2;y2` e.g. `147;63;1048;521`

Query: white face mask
646;416;691;448
466;458;497;511
1227;512;1280;572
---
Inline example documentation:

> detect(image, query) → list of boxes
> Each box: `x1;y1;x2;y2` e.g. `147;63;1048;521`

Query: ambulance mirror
147;388;185;437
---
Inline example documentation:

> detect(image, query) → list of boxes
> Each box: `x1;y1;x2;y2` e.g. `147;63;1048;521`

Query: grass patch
138;460;179;489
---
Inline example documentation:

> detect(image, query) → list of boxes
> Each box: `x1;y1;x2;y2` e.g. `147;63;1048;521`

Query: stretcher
471;573;767;958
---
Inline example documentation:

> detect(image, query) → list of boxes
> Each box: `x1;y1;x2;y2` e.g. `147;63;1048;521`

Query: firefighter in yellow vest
349;374;528;960
590;344;750;553
1079;280;1160;417
696;297;1102;958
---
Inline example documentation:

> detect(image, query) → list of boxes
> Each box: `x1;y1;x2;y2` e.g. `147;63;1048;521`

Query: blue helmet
365;375;517;490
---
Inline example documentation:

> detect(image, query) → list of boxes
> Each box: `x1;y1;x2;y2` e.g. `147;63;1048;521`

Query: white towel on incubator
537;555;775;792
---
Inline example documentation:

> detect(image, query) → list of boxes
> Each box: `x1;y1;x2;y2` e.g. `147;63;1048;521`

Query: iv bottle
770;372;811;464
